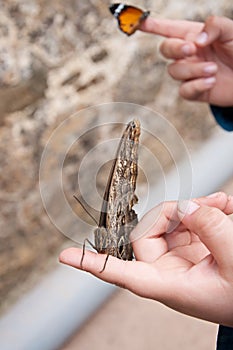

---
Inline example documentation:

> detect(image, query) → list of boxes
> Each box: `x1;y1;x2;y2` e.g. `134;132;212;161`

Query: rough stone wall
0;0;232;312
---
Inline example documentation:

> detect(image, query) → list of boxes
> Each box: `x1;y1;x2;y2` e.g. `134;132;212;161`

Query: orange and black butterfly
109;3;150;36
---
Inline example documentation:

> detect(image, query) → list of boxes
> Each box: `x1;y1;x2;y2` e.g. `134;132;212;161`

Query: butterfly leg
81;238;110;273
80;238;97;269
99;253;110;273
117;231;134;261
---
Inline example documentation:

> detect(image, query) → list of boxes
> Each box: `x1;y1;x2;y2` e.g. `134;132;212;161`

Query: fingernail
207;192;221;198
182;44;192;56
196;31;208;45
178;200;200;215
203;64;217;75
204;77;216;86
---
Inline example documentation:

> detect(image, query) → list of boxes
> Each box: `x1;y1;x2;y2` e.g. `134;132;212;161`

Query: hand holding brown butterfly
140;16;233;106
60;192;233;327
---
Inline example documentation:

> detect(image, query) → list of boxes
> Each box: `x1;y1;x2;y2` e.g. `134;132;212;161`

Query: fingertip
194;16;232;46
199;191;229;207
188;192;233;216
226;195;233;215
203;63;218;75
139;17;158;33
196;31;209;46
59;247;83;267
59;247;111;276
181;42;196;56
179;76;216;101
181;44;192;56
204;76;216;87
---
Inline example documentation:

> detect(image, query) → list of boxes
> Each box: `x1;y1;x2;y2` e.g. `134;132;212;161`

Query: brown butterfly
109;3;150;36
75;120;140;271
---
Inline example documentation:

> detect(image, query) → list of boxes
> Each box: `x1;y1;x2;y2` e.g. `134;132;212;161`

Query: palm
133;227;227;322
136;224;211;277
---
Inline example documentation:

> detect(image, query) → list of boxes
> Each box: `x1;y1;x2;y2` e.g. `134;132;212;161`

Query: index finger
59;247;159;297
131;201;180;243
195;192;233;215
140;17;203;39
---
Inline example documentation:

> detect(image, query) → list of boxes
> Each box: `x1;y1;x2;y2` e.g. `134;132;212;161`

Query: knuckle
217;192;229;207
205;15;217;26
225;196;233;215
82;251;96;272
167;63;176;78
197;207;225;236
201;206;219;223
114;260;128;289
180;80;203;101
179;84;194;100
216;191;226;197
159;41;168;56
167;61;185;79
192;79;202;93
179;85;187;98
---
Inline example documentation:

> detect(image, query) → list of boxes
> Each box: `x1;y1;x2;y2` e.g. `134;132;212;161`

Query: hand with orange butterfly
140;16;233;106
60;192;233;326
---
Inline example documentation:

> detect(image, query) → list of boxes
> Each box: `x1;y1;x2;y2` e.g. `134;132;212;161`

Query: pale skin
60;16;233;326
60;193;233;326
140;15;233;106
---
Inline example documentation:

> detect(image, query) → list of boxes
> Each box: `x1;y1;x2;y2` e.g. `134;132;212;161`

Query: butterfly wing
96;120;140;260
109;4;150;36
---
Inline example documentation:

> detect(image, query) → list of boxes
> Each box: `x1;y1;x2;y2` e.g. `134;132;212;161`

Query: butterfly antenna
73;195;99;226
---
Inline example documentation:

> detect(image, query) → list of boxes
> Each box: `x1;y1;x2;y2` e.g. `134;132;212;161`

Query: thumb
178;200;233;274
195;16;233;46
